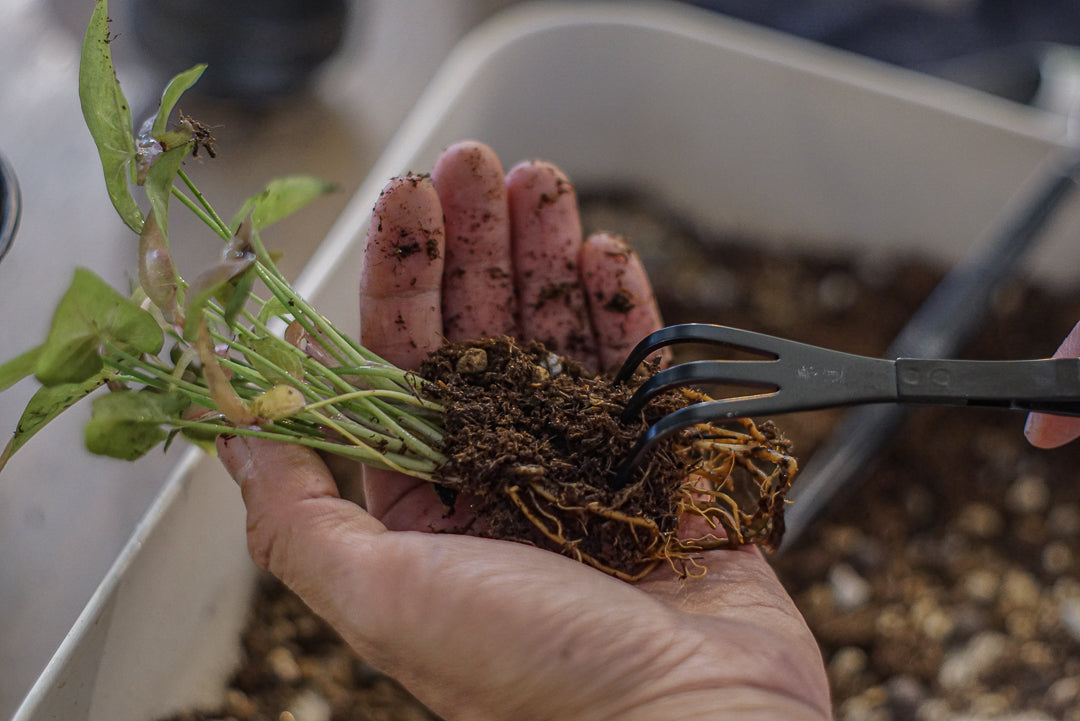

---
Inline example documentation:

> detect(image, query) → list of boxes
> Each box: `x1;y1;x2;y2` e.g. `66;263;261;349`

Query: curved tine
613;393;786;489
613;323;783;385
620;359;783;422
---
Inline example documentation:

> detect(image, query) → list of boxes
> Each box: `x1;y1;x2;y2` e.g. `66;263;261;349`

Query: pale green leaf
0;370;112;473
246;336;304;386
152;64;206;137
257;296;293;326
36;268;164;385
79;0;143;233
144;143;191;239
230;176;335;233
250;385;305;421
85;390;188;460
0;345;42;392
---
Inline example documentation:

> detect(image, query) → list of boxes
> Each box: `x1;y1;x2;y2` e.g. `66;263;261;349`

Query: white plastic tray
15;2;1080;719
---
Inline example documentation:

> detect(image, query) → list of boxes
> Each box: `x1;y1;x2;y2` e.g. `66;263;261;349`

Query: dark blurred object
0;152;20;265
685;0;1080;104
133;0;350;105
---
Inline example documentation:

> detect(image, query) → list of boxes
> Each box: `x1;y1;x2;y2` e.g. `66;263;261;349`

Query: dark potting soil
161;189;1080;721
417;335;794;580
419;335;690;579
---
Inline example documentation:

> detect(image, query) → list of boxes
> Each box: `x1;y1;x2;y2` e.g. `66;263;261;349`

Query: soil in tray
163;190;1080;721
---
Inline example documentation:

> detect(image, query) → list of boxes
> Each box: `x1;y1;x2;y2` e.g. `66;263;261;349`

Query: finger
431;140;515;341
360;174;445;369
1026;320;1080;448
359;175;449;525
506;159;598;369
581;232;668;372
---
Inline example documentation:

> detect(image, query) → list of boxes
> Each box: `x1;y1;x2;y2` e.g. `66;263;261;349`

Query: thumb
216;435;387;589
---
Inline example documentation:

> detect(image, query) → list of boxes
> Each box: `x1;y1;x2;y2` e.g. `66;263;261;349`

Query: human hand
1026;320;1080;448
218;141;831;721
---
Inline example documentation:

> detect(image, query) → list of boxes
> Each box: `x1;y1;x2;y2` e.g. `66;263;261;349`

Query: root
506;484;662;582
503;412;797;580
425;337;799;581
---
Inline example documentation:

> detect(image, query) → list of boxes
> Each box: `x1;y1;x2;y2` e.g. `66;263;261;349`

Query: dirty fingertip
506;159;597;364
365;174;444;273
433;140;502;179
432;141;515;341
361;173;445;368
582;232;668;371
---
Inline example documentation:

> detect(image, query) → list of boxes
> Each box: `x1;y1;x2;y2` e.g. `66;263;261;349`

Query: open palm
219;141;830;721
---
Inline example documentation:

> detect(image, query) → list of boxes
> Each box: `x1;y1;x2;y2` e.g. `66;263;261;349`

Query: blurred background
3;0;1080;716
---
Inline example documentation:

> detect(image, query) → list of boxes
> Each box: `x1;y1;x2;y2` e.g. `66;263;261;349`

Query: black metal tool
614;322;1080;485
775;147;1080;550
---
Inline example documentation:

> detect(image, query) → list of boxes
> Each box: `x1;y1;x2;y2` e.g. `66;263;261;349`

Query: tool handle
895;357;1080;415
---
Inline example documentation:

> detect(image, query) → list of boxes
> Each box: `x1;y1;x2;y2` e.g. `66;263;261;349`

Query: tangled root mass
420;336;798;581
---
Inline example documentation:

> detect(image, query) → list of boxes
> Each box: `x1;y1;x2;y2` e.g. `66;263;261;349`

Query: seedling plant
0;0;798;581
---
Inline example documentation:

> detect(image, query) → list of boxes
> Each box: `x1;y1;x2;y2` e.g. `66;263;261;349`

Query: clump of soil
419;335;796;580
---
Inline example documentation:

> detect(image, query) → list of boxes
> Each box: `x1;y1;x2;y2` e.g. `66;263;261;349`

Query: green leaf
0;345;43;392
36;268;164;385
246;336;304;386
221;264;256;329
84;390;188;460
0;370;112;473
182;256;256;340
257;296;293;326
174;427;219;455
229;176;335;233
152;64;206;138
144;142;191;238
79;0;143;233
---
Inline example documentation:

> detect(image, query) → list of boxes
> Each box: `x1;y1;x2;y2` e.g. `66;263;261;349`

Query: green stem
253;263;398;377
169;419;439;477
177;170;231;238
103;345;212;400
212;329;439;443
306;388;443;414
370;396;445;444
171;186;229;241
184;324;438;456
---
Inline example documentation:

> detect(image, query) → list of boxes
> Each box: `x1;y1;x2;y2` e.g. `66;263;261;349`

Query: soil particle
533;280;580;310
602;287;636;314
425;237;440;261
392;241;421;259
157;576;439;721
453;347;488;374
